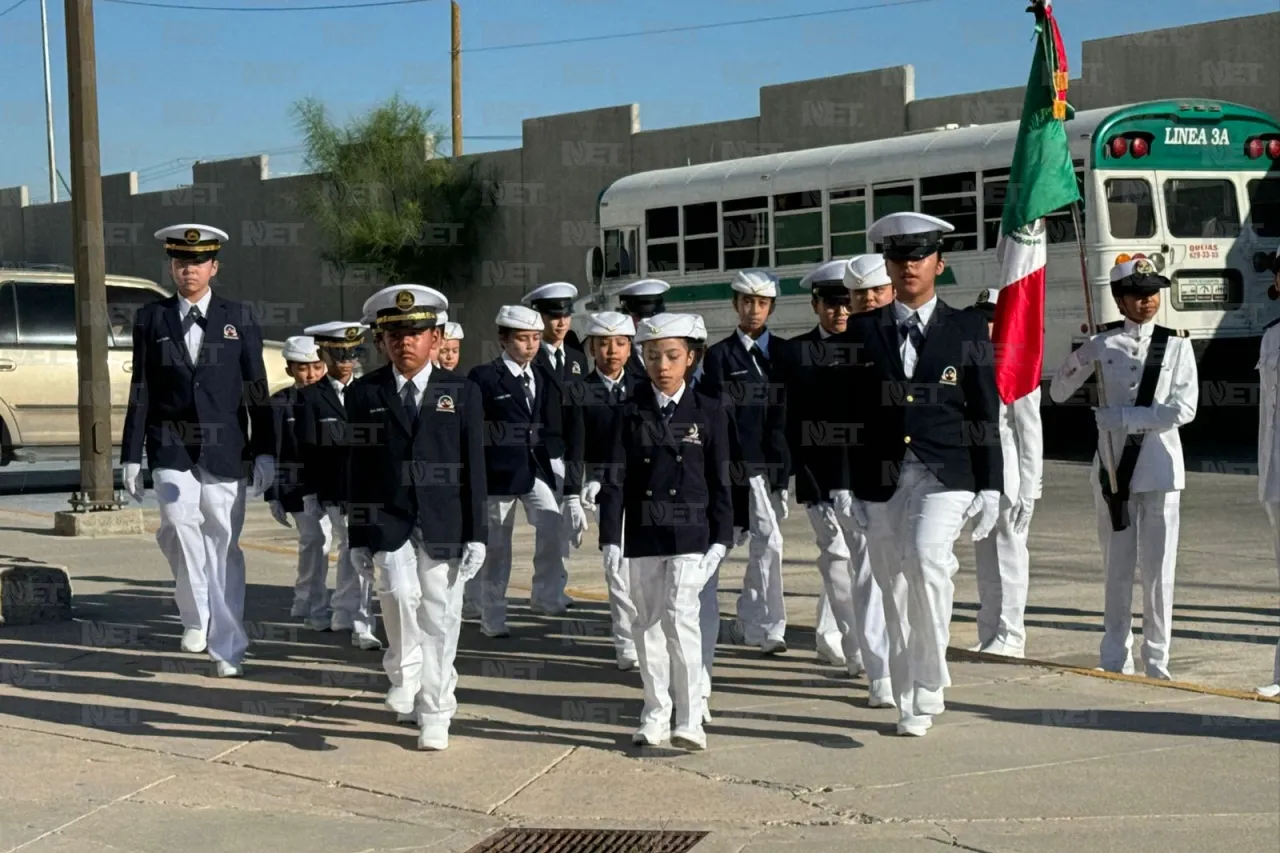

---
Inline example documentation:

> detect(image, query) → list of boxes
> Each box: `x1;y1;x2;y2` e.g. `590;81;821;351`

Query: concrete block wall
1;12;1277;369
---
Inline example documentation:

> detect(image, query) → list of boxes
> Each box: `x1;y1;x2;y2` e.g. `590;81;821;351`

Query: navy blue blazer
344;364;488;561
467;358;565;498
120;293;272;480
534;345;587;495
698;331;791;492
828;300;1003;501
597;384;734;559
296;379;352;507
265;386;307;512
775;327;854;505
567;369;643;486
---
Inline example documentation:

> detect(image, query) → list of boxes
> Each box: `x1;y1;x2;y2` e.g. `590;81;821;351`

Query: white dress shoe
980;638;1025;659
385;685;417;715
815;634;846;667
1255;683;1280;698
530;601;568;617
671;725;707;750
616;654;639;672
760;637;787;655
1145;665;1173;681
395;711;417;726
868;677;896;709
214;660;242;678
289;603;307;618
417;725;449;751
480;623;510;639
632;721;671;746
896;717;932;737
180;628;207;654
701;707;713;725
914;686;945;716
351;631;383;651
967;640;985;652
303;617;331;632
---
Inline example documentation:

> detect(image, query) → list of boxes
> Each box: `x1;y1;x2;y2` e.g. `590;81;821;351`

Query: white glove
122;462;144;503
580;480;601;509
732;526;750;548
550;457;566;487
565;495;588;548
698;543;727;577
302;494;323;518
603;543;622;577
269;500;291;527
1010;496;1035;536
1068;337;1100;370
830;489;868;530
250;455;276;497
459;541;486;582
747;475;775;538
966;490;1002;541
1094;406;1124;433
774;488;790;521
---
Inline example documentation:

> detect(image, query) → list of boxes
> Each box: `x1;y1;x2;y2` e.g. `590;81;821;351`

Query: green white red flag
992;0;1081;403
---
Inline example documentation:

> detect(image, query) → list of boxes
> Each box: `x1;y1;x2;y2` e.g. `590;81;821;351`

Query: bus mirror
587;247;604;288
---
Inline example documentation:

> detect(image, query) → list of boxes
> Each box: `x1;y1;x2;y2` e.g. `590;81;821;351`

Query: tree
292;95;496;291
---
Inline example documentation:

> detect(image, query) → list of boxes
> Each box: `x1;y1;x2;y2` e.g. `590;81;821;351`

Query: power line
0;0;32;18
462;0;949;53
101;0;434;11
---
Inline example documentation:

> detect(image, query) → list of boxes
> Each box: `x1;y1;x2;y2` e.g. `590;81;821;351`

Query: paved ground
1;460;1277;852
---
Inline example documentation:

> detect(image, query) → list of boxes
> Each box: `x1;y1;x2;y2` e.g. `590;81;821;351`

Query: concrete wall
2;11;1277;367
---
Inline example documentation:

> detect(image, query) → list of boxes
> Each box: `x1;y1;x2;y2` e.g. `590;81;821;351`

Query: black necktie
554;349;564;377
660;401;675;422
521;372;534;411
400;382;419;419
751;345;770;378
182;304;205;334
611;382;624;404
899;312;925;352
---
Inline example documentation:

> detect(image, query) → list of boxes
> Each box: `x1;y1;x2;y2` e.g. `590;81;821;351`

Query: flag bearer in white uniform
969;288;1043;658
120;224;275;678
828;212;1004;736
345;285;487;750
595;312;733;751
1258;270;1280;698
296;320;381;651
1050;258;1197;679
437;321;464;371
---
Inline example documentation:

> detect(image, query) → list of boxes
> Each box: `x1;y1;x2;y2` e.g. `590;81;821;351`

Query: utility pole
451;0;462;157
39;0;57;203
64;0;114;512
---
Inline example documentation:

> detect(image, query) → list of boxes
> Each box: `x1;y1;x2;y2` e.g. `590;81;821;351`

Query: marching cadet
577;311;645;669
264;336;329;628
120;224;275;678
700;269;791;655
525;282;589;609
466;306;575;636
296;320;381;651
345;285;487;750
776;258;893;707
437;320;464;371
595;312;733;750
969;289;1043;658
617;279;671;385
828;212;1003;736
1257;271;1280;698
1050;258;1198;680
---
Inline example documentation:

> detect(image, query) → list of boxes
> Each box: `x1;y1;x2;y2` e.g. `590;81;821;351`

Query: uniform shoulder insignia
1154;325;1189;338
1098;320;1124;332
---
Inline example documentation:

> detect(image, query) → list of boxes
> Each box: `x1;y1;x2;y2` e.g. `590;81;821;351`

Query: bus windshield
1163;179;1241;239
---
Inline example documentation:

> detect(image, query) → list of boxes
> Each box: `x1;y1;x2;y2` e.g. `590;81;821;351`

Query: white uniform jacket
1050;320;1198;494
1258;322;1280;504
997;387;1044;504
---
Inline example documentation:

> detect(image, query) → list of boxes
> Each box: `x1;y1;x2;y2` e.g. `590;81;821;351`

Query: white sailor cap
867;212;955;261
361;284;449;331
522;282;579;317
972;288;1000;317
496;304;545;332
633;312;699;344
689;314;708;343
844;255;893;291
1109;257;1170;293
442;321;464;340
155;223;228;258
584;311;636;338
303;321;368;359
731;268;779;298
617;278;671;317
800;260;851;302
282;335;320;363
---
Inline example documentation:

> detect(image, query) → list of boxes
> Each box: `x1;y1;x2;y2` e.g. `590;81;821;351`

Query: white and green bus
581;99;1280;385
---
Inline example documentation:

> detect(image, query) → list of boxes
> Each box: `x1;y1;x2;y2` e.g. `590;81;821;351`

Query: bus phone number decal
1188;244;1220;259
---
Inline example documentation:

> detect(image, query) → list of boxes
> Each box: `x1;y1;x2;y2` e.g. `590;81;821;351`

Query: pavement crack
1;774;176;853
928;822;1003;853
486;745;577;816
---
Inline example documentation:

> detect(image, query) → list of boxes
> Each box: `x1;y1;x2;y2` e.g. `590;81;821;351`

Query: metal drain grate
465;828;709;853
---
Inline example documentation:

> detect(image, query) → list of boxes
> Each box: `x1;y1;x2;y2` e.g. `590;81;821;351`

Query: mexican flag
992;0;1080;404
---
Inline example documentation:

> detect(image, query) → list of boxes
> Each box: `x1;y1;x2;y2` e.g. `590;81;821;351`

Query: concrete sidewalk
1;460;1277;852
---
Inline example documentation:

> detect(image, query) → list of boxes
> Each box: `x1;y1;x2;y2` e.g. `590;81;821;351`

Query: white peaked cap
1110;257;1159;282
844;254;893;291
617;278;671;297
800;260;847;289
585;311;636;337
731;268;779;298
866;211;956;243
495;304;545;331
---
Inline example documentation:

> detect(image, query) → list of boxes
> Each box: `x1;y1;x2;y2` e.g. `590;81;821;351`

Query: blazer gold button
906;395;914;403
904;436;912;444
675;455;682;462
643;457;650;463
645;489;652;496
669;489;677;495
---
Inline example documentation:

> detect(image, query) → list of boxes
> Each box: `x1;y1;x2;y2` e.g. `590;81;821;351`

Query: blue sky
0;0;1273;201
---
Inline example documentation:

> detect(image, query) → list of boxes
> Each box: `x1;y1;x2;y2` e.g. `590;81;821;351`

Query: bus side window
1105;178;1156;240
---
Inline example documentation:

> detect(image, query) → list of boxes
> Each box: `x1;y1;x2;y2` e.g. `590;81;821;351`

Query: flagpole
1069;202;1119;492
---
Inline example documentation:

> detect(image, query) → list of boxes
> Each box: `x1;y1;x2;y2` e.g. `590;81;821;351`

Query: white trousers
1095;486;1180;674
862;461;973;728
810;503;891;679
291;508;376;633
292;510;333;622
1265;503;1280;686
973;498;1030;650
699;565;720;699
374;536;464;726
468;477;565;629
153;466;248;665
815;590;841;651
738;485;786;643
630;552;708;730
